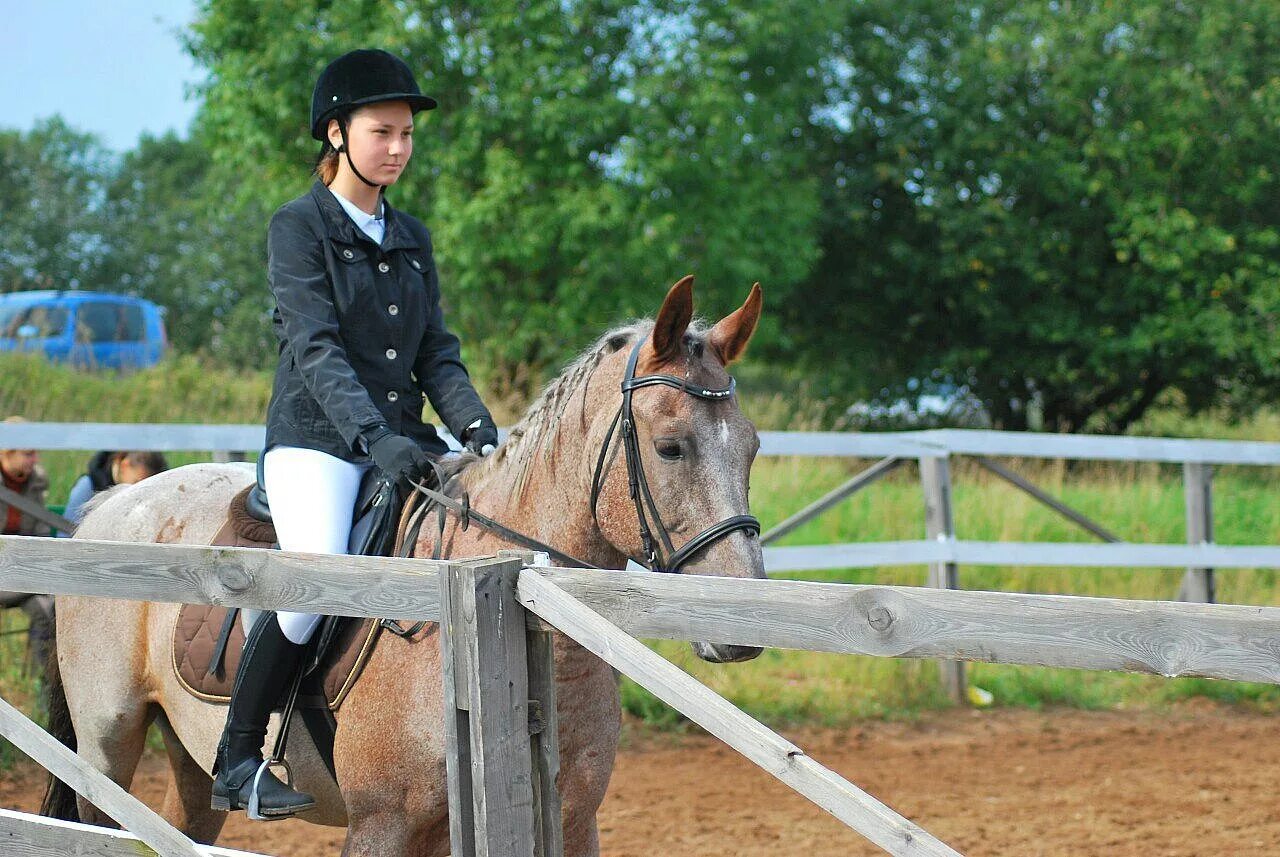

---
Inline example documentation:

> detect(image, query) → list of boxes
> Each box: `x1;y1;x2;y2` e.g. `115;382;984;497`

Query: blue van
0;291;168;370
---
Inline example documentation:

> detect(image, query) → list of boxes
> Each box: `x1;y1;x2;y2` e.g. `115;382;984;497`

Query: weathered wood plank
974;457;1122;543
530;567;1280;684
762;540;1280;572
6;422;1280;464
0;808;267;856
1179;463;1215;604
0;484;74;535
0;535;445;619
949;541;1280;568
919;455;965;703
0;698;203;856
527;621;564;857
760;457;902;545
0;423;267;452
440;561;477;857
499;551;565;857
517;570;963;857
918;428;1280;465
757;431;941;458
465;558;537;857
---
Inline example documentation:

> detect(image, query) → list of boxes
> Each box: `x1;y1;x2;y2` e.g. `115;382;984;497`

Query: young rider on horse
211;48;499;819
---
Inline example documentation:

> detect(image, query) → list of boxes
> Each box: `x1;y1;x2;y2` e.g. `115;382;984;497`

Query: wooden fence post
918;455;967;704
440;556;547;857
1179;462;1215;603
498;552;564;857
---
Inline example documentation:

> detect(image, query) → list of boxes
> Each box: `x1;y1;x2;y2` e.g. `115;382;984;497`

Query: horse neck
456;382;627;571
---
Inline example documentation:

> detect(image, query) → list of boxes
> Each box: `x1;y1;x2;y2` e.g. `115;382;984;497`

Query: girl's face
328;101;414;185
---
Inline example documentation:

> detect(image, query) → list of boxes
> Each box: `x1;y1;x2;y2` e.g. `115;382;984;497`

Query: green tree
811;0;1280;431
183;0;834;393
99;132;274;367
0;117;114;294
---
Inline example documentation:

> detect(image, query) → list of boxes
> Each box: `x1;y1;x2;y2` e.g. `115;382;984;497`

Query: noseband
589;336;761;573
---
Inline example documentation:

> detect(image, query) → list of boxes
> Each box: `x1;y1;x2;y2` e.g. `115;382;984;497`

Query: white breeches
242;446;372;645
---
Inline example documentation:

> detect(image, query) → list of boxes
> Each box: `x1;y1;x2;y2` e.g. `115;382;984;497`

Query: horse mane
453;320;647;496
78;482;130;524
462;316;713;498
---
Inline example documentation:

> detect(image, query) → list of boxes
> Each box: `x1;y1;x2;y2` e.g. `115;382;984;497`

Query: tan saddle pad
170;483;429;711
173;605;380;711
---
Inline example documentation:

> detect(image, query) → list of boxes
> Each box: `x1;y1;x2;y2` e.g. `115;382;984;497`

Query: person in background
63;450;170;527
1;418;50;537
0;416;54;666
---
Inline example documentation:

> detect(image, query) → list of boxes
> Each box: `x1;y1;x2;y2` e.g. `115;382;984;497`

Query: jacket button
387;390;399;403
342;249;354;259
385;348;397;360
411;259;422;270
378;261;390;273
388;304;399;316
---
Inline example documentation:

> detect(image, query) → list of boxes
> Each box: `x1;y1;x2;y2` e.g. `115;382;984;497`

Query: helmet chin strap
336;120;383;190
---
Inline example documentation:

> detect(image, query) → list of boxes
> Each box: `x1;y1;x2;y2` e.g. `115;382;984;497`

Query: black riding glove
369;433;432;489
460;417;499;457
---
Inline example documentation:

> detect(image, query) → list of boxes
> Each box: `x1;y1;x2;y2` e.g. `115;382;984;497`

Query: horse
43;276;766;856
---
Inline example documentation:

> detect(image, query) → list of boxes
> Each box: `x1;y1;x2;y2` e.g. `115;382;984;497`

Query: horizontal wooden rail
763;540;1280;571
0;483;75;534
915;429;1280;465
531;567;1280;684
517;570;962;857
0;808;267;857
2;537;1276;683
0;535;446;619
4;423;1280;464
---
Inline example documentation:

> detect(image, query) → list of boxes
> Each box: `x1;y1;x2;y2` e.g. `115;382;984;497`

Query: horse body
51;278;764;856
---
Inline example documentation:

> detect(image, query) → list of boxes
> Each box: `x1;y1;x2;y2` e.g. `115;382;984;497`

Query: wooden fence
4;422;1279;701
0;534;1277;855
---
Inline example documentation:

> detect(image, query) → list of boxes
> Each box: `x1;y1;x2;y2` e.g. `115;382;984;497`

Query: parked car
0;291;167;370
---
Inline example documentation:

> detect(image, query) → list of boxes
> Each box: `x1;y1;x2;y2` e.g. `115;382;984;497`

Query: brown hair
315;140;340;185
115;450;169;476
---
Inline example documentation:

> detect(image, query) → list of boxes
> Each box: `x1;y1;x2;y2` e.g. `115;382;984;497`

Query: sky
1;0;202;152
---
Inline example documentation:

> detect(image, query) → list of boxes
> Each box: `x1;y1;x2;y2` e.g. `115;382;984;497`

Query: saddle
172;457;432;774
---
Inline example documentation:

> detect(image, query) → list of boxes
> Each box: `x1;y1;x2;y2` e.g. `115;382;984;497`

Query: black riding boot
210;612;316;818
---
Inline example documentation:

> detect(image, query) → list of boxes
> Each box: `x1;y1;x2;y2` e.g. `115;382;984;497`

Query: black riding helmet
310;49;437;187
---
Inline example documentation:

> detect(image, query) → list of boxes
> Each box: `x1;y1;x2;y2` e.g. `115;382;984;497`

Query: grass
620;458;1280;727
2;352;1278;731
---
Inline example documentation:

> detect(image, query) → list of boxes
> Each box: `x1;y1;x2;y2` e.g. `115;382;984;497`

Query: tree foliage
2;0;1278;431
810;0;1280;431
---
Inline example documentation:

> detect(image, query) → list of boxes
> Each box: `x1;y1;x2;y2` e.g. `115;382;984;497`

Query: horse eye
654;439;684;460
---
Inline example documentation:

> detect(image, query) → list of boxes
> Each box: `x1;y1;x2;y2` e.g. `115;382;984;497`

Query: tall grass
2;353;1278;728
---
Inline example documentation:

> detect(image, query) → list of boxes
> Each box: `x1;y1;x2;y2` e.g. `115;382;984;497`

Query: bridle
588;336;760;573
405;334;760;574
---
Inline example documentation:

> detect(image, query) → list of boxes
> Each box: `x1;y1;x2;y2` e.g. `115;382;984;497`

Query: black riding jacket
264;181;492;462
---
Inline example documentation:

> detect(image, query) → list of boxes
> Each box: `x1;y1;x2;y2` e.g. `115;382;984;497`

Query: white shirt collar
328;187;385;245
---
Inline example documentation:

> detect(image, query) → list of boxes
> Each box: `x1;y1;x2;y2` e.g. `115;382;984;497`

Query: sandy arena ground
1;703;1276;856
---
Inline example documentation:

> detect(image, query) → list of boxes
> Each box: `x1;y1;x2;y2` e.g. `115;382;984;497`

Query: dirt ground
1;703;1276;856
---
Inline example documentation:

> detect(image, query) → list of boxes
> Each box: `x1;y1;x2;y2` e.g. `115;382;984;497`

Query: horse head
591;275;766;663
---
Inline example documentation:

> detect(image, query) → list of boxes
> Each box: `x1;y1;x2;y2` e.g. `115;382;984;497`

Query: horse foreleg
154;712;226;844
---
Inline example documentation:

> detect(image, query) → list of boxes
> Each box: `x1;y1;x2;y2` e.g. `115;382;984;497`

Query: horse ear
708;283;763;366
651;275;695;360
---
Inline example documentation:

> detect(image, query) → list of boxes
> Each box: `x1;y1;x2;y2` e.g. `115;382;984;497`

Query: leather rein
400;334;760;574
